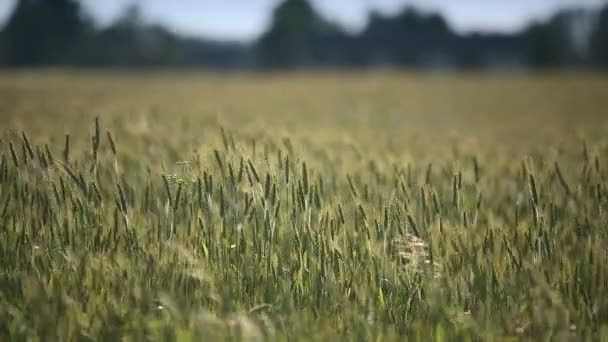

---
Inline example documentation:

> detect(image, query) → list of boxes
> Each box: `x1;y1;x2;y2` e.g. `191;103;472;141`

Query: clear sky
0;0;606;41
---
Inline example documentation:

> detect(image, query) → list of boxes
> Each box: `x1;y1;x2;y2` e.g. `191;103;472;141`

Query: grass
0;70;608;341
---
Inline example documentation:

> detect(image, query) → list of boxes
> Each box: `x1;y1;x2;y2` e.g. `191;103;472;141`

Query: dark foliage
591;6;608;66
0;0;605;69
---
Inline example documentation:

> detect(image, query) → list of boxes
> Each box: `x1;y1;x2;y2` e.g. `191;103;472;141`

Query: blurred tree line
0;0;248;68
0;0;607;69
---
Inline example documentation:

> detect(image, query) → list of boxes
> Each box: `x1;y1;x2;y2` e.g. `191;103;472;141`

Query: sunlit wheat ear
8;142;19;168
63;133;70;163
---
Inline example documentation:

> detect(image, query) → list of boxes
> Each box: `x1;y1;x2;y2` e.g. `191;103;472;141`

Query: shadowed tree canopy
522;22;564;67
360;7;454;66
78;4;184;66
521;9;592;68
591;5;608;66
256;0;345;68
2;0;90;65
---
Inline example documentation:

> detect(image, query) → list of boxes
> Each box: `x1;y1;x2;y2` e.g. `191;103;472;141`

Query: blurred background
0;0;607;71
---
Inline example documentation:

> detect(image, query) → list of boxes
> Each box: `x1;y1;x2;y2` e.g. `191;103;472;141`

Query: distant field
1;71;608;340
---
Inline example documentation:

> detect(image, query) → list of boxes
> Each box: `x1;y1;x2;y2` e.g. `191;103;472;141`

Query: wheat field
0;71;607;341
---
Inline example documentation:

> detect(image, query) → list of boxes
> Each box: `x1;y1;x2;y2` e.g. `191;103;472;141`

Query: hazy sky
0;0;606;41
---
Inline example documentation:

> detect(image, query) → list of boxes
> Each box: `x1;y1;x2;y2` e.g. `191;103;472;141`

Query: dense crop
0;71;607;340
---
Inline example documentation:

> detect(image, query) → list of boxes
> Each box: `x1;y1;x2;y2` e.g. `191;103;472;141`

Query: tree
521;10;585;68
591;5;608;66
2;0;90;65
361;7;454;66
256;0;342;68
